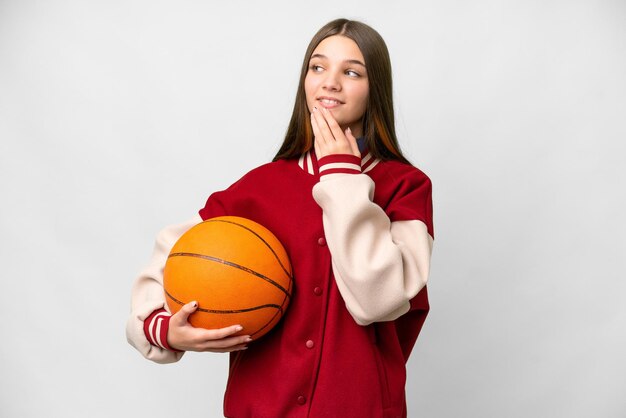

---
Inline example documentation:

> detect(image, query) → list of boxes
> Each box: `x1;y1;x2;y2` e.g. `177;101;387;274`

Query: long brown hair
273;18;410;165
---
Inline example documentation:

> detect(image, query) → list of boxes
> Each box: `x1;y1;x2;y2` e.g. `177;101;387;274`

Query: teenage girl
127;18;434;418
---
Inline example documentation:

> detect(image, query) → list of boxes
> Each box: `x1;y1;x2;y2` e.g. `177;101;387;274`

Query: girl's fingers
345;127;360;156
310;110;324;144
205;343;248;353
312;107;334;142
314;132;322;158
203;324;244;340
311;106;360;158
170;324;245;351
201;334;252;350
320;107;347;143
176;325;251;351
312;108;329;158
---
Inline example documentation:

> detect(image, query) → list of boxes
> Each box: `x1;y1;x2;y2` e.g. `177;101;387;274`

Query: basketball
163;216;293;340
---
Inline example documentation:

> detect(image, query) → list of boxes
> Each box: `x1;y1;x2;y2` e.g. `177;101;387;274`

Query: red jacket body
192;151;434;418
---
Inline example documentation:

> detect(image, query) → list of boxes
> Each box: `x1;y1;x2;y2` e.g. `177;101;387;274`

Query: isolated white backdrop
1;1;625;417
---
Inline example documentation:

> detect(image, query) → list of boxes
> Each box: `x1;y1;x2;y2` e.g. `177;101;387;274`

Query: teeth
321;99;340;105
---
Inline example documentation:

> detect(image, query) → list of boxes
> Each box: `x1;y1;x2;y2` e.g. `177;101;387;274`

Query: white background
1;1;625;417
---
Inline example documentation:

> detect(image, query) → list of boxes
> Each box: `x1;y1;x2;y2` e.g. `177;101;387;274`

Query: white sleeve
312;173;433;326
125;214;203;363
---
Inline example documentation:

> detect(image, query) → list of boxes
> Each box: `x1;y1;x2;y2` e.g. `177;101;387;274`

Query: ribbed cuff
318;154;362;181
143;309;182;352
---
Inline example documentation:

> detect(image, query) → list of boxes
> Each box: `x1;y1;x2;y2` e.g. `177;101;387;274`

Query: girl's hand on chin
311;106;360;159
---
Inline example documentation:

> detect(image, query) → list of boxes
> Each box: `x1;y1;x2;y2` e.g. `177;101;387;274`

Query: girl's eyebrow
310;53;366;68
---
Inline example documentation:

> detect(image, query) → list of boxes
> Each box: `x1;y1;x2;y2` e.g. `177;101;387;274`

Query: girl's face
304;35;369;138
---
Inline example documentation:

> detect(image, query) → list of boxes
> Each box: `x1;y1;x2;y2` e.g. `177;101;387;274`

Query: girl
127;18;434;418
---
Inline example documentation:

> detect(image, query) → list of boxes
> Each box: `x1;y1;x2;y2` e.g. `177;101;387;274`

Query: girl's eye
346;69;360;77
310;64;323;72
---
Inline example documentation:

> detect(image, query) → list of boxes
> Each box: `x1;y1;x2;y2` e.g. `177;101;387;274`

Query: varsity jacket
126;147;434;418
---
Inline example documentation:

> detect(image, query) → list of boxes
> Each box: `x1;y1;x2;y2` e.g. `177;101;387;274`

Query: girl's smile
317;96;344;109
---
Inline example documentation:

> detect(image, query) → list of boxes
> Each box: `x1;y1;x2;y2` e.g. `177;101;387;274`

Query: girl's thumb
178;301;198;322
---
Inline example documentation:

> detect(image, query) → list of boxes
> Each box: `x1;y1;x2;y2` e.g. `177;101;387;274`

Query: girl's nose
322;71;341;91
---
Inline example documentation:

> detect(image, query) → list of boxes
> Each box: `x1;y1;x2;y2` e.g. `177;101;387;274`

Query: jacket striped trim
298;151;315;175
318;154;362;180
144;309;168;348
361;153;380;174
298;149;380;176
143;308;181;352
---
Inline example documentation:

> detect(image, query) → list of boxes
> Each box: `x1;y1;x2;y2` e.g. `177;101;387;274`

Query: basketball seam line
165;289;284;314
206;219;293;281
168;252;292;298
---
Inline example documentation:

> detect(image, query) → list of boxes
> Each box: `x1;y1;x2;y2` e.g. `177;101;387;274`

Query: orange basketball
163;216;293;340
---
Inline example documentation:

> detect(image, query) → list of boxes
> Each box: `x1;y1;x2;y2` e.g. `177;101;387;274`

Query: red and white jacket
126;147;434;418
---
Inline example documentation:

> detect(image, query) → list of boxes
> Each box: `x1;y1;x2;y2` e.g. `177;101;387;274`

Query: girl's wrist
143;309;183;352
